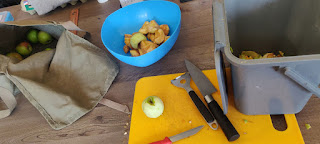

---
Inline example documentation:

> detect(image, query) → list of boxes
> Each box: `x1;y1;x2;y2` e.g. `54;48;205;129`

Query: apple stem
148;97;155;106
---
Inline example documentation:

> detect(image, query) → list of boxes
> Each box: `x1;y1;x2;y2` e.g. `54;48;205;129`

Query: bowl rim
100;0;181;59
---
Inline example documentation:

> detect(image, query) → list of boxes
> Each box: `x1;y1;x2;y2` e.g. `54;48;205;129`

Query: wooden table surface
0;0;319;143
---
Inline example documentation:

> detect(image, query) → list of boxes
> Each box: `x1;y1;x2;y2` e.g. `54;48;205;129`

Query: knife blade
185;59;240;142
150;125;204;144
185;61;218;95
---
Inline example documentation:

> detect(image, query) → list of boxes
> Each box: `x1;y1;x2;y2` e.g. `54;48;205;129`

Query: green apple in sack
38;31;53;44
16;42;32;55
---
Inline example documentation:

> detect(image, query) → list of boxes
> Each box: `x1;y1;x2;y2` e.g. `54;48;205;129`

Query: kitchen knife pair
171;60;240;142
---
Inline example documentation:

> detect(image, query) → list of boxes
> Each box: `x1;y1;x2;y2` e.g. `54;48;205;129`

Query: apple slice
130;33;147;49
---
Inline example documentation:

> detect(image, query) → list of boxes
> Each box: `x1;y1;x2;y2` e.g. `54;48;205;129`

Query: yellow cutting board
129;69;304;144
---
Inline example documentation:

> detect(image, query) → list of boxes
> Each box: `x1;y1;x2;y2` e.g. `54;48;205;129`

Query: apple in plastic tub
142;96;164;118
16;42;32;55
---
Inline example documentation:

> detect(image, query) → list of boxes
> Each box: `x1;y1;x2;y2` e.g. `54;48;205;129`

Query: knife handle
150;137;172;144
207;98;240;141
188;91;215;123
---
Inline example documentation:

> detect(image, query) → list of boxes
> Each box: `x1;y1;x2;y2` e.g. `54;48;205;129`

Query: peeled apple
142;96;164;118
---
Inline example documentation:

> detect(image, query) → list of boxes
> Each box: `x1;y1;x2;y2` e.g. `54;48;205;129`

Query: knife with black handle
188;90;215;124
205;93;240;141
185;59;240;142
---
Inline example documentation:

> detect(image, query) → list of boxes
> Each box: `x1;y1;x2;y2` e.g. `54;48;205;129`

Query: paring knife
171;73;218;130
185;59;240;142
150;125;204;144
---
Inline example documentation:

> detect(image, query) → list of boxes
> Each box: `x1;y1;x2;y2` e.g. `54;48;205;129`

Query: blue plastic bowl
101;1;181;67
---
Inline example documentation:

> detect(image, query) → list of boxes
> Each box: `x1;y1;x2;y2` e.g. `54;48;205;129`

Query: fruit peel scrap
305;124;311;130
239;50;285;60
244;119;248;124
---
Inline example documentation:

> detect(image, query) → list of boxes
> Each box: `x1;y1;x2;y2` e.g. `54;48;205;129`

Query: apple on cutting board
142;96;164;118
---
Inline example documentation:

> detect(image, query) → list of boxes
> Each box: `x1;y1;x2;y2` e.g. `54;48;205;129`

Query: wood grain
0;0;319;143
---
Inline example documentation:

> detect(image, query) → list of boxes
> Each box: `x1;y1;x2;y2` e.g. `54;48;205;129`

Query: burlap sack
0;56;19;120
0;20;119;130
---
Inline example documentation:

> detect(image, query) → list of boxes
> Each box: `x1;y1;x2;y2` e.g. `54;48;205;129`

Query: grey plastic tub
213;0;320;115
